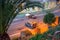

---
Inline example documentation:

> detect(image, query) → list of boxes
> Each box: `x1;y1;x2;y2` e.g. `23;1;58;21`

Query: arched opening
7;1;44;39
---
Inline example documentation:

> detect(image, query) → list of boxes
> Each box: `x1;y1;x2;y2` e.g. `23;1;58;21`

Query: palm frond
0;0;44;34
0;0;25;34
24;1;44;9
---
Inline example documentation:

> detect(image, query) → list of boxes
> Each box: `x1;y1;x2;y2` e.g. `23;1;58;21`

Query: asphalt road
7;9;60;39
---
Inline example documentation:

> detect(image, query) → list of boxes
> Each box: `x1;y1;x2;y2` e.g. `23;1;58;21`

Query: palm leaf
24;1;44;9
0;0;25;34
0;0;44;35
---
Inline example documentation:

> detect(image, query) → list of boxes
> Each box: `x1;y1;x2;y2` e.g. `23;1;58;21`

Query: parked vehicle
25;21;37;29
25;13;37;19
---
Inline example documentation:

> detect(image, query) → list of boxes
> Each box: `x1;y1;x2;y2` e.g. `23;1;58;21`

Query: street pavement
7;8;60;39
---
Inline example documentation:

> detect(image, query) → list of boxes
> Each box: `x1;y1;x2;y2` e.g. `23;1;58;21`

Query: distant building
20;0;59;13
30;0;57;9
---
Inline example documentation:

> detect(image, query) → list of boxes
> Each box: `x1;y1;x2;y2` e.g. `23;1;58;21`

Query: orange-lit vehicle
25;21;37;29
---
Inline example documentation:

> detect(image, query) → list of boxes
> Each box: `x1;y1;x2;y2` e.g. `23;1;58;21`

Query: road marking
10;32;20;37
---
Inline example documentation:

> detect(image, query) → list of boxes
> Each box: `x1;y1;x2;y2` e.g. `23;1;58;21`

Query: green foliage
54;25;60;40
29;34;43;40
55;33;60;40
55;25;60;31
43;13;55;25
30;33;52;40
0;0;26;35
30;25;60;40
0;0;44;37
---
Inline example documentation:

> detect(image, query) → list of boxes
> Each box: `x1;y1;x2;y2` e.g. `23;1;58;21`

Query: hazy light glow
25;13;31;16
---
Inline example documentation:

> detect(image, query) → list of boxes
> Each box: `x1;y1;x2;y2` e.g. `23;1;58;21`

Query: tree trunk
0;32;10;40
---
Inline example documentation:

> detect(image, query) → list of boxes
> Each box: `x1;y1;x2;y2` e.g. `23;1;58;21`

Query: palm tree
0;0;26;40
0;0;45;40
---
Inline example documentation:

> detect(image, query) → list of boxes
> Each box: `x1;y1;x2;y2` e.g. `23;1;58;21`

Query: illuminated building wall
44;0;56;9
48;1;56;9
